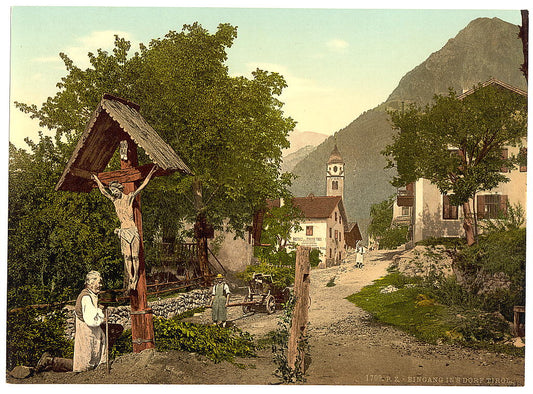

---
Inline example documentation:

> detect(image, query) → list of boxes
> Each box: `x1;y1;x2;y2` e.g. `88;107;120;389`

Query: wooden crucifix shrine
56;94;192;353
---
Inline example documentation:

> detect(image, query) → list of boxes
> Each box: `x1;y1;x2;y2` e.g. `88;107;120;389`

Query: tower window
332;180;338;190
333;165;338;172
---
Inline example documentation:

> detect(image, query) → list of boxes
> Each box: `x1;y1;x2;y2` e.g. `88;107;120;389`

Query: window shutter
500;149;509;173
442;195;449;219
520;148;527;172
442;195;458;219
499;195;508;215
477;195;485;219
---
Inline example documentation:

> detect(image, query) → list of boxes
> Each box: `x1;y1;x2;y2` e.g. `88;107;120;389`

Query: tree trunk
192;179;211;285
462;202;476;246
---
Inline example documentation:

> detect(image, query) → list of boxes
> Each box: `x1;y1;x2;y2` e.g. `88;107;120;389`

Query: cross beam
69;163;173;186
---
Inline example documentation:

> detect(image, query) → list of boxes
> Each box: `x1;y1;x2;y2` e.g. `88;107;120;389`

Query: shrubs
326;277;336;287
154;317;256;363
238;262;295;289
378;225;409;250
453;227;526;320
6;308;73;370
111;314;256;364
309;248;322;267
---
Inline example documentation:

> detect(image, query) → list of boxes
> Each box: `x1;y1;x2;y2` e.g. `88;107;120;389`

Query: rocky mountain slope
290;17;527;234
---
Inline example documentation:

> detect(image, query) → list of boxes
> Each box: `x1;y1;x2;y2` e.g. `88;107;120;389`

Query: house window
477;194;508;219
500;148;509;173
335;229;338;240
520;148;527;172
401;206;411;216
332;180;338;190
442;195;458;220
335;212;338;221
329;249;332;258
306;226;313;236
329;228;332;238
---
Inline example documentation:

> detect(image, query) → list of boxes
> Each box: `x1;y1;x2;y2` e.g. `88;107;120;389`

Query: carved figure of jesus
92;165;158;291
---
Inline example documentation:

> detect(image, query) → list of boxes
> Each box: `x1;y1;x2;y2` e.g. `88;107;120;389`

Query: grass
347;273;447;344
346;272;524;357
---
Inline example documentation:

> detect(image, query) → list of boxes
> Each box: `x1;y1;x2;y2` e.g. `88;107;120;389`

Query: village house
393;79;527;243
267;194;349;267
253;144;362;268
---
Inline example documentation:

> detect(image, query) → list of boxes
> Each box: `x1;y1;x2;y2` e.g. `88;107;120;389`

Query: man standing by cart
210;274;230;327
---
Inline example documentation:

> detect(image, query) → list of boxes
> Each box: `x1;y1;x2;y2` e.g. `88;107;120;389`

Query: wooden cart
241;273;291;315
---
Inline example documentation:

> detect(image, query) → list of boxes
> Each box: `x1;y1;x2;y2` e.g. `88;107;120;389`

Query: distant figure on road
355;243;365;268
210;274;230;327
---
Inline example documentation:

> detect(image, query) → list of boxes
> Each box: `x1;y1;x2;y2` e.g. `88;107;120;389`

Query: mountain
290;18;527;233
281;145;318;173
283;130;328;155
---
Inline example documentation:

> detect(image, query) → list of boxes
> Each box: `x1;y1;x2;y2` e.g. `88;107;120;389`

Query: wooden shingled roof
267;195;348;225
457;78;528;100
56;94;192;192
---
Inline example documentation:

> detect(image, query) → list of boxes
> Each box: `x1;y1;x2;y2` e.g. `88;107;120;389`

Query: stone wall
64;289;211;339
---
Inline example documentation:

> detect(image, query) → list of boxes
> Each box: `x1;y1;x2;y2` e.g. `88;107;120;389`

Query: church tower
326;144;345;199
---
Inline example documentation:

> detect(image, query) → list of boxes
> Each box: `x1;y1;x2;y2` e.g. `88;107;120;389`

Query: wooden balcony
392;216;412;226
397;190;414;206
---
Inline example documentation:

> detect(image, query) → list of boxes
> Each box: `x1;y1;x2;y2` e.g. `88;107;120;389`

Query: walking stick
105;308;110;374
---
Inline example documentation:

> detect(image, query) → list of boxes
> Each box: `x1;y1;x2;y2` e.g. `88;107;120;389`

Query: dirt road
7;249;525;386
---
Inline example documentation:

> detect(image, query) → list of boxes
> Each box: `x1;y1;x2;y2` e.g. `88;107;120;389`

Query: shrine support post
121;137;155;353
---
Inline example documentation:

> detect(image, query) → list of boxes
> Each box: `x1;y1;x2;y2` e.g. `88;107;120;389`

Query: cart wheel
242;294;253;314
265;294;276;314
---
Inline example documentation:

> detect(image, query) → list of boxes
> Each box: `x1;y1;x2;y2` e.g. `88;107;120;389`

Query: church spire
326;142;345;198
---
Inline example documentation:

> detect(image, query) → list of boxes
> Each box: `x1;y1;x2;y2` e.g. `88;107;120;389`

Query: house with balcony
392;79;527;243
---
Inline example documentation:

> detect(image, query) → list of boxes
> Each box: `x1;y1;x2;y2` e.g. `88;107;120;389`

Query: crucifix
92;150;157;292
56;94;192;353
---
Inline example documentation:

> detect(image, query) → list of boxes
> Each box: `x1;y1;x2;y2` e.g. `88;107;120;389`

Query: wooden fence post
287;246;311;373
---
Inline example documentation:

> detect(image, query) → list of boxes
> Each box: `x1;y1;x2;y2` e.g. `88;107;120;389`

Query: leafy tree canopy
10;23;295;303
383;84;527;207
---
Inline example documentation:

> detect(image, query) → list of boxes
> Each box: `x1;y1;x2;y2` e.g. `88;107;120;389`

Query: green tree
367;195;395;239
254;198;304;266
260;198;303;251
383;83;527;245
8;138;123;299
11;23;295;302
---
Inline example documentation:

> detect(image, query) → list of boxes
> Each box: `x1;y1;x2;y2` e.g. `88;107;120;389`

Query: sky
6;1;526;150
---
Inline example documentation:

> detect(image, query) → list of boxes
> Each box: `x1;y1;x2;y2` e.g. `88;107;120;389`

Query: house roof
457;78;527;100
56;94;192;192
268;194;348;223
327;144;344;164
344;222;363;247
